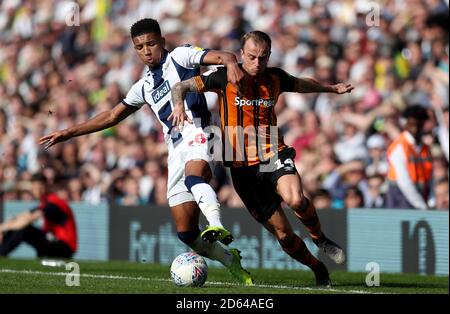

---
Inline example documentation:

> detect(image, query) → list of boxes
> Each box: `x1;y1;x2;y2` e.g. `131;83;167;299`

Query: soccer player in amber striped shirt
170;31;354;286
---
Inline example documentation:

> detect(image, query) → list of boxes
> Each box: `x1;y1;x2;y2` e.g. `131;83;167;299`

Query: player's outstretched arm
202;51;244;88
39;102;137;149
169;78;199;130
294;77;354;94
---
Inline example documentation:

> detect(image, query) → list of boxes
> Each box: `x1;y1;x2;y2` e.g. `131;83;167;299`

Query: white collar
403;131;415;145
403;131;423;151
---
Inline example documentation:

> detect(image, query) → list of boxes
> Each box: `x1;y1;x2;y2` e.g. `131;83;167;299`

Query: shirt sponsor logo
151;80;171;103
234;96;274;107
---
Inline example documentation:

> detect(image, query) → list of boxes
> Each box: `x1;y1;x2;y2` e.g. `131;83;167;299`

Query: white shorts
166;124;213;207
168;191;196;207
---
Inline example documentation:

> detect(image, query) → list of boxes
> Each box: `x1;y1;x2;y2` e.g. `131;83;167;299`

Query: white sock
190;183;223;227
188;235;233;267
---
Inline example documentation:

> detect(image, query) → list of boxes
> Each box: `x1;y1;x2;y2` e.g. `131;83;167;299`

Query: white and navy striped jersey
122;45;211;149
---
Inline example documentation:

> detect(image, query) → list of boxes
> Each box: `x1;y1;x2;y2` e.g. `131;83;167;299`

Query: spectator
432;157;449;183
434;179;449;210
344;186;364;209
310;189;333;210
0;174;77;258
80;164;104;204
365;134;389;177
333;119;368;163
365;174;386;208
323;159;368;209
386;105;433;209
432;101;449;162
117;177;146;206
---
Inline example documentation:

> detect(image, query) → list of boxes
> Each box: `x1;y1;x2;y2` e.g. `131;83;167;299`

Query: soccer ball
170;252;208;287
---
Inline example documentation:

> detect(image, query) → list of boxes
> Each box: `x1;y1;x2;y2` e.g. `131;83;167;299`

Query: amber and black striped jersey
193;65;296;167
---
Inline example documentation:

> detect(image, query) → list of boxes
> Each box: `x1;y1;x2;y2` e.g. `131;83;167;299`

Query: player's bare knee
284;194;303;210
185;160;211;181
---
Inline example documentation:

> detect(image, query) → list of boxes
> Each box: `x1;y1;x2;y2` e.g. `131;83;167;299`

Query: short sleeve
171;45;209;69
122;80;146;108
201;66;228;91
43;202;67;225
271;68;296;93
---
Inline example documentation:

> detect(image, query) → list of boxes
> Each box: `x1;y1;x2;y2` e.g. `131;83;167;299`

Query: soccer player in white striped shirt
40;18;253;285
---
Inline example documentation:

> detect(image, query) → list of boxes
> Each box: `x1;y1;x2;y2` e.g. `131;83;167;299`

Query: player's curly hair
130;18;161;38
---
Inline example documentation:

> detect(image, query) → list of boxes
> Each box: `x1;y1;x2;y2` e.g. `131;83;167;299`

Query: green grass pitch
0;258;447;294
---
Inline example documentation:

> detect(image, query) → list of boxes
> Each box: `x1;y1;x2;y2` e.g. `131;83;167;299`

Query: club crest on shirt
152;80;171;103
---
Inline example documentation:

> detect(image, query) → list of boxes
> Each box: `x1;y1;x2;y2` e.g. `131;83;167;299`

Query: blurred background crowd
0;0;448;210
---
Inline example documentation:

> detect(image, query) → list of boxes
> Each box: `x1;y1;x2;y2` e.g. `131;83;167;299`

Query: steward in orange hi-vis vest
387;132;433;187
386;105;433;209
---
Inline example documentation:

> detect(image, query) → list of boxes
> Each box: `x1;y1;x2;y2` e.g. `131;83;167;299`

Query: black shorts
230;147;297;223
0;225;74;258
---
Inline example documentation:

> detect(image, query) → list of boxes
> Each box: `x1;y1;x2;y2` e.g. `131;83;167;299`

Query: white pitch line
0;268;384;294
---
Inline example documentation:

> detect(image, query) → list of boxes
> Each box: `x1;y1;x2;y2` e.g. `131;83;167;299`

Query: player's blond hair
241;31;271;50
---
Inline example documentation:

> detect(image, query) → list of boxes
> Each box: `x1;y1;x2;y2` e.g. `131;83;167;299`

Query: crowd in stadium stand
0;0;448;210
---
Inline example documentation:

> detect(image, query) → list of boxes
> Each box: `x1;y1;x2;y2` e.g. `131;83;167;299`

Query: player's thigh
230;167;281;223
184;129;214;180
269;147;304;201
276;173;304;201
262;207;294;242
170;201;200;232
167;151;188;199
